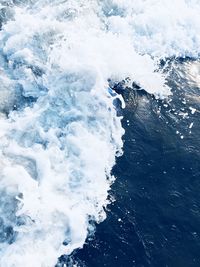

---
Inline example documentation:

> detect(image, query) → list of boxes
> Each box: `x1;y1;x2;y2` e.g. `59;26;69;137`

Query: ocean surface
0;1;199;267
74;59;200;267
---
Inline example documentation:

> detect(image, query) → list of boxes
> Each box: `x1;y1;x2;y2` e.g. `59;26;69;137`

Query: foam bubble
0;0;199;266
104;0;200;58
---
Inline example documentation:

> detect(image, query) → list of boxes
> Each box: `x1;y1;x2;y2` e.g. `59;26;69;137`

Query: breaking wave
0;0;199;266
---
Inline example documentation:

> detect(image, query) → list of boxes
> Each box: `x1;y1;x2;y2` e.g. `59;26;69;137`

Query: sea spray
2;0;199;266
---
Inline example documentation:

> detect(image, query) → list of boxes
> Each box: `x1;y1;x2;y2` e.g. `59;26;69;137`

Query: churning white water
0;0;199;266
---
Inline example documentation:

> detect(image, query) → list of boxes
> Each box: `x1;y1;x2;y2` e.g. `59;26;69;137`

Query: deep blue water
72;60;200;267
1;2;200;267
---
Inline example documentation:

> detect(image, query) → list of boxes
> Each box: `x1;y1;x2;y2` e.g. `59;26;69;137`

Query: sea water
0;1;199;267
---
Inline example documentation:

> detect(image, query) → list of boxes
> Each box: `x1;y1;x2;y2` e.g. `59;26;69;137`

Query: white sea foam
0;0;199;266
104;0;200;58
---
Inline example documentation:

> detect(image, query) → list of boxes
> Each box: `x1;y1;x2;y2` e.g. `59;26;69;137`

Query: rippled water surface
75;60;200;267
0;1;200;267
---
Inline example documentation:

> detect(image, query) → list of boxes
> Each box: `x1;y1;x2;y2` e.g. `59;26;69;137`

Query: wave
0;0;199;266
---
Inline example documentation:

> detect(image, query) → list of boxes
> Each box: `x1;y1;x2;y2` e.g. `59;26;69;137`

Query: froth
0;0;198;266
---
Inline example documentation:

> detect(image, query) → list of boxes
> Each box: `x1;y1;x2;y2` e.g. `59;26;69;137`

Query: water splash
0;0;199;266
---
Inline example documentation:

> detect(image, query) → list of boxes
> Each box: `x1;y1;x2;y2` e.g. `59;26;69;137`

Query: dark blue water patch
0;6;13;29
70;60;200;267
0;192;23;246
